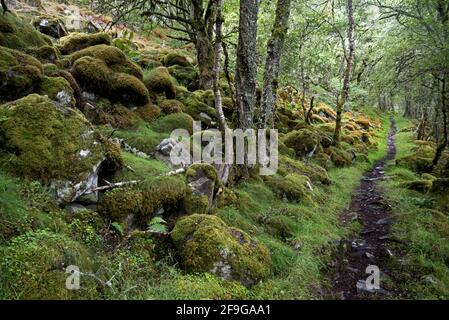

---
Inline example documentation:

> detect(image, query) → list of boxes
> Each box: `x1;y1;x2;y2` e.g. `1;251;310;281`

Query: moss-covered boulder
0;230;98;299
184;164;217;215
72;56;150;107
0;47;43;102
58;32;111;55
30;45;60;63
151;113;194;134
143;66;176;99
396;155;433;173
159;99;185;114
0;13;51;50
70;44;143;80
179;90;217;123
168;65;198;87
278;156;330;185
32;15;68;39
135;104;161;122
265;173;314;203
172;214;271;286
325;146;354;167
37;76;75;108
0;94;122;204
401;179;433;193
282;129;321;157
164;52;192;67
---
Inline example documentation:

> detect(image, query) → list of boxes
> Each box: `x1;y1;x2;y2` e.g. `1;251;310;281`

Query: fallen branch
91;180;140;192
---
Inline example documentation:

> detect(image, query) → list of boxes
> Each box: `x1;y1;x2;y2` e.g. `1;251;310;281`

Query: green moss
0;94;108;183
167;65;197;86
42;63;60;76
0;13;49;50
186;163;217;181
170;273;248;300
0;46;43;101
151;113;194;134
278;156;330;185
72;56;149;107
37;76;75;107
58;32;111;55
70;44;143;79
139;176;187;224
401;179;433;193
164;52;192;67
67;210;105;249
30;45;60;63
98;188;143;221
90;99;140;129
282;129;321;157
172;214;271;286
179;90;217;121
159;99;185;114
396;155;433;173
324;146;354;167
265;173;314;204
143;66;177;99
184;164;217;215
0;229;98;299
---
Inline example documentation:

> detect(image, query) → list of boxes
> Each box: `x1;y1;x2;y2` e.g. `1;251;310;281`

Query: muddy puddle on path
327;118;399;300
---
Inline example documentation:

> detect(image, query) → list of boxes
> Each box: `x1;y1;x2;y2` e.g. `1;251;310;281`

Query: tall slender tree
260;0;292;128
333;0;356;145
235;0;259;130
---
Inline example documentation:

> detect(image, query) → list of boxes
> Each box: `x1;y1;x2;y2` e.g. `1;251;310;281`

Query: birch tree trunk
260;0;292;128
212;0;227;133
333;0;356;145
432;74;448;169
235;0;259;130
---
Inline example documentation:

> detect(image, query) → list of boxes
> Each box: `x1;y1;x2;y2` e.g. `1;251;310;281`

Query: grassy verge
380;115;449;299
212;112;393;299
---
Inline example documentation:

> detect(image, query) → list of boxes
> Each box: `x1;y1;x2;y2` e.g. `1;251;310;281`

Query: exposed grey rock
64;203;87;214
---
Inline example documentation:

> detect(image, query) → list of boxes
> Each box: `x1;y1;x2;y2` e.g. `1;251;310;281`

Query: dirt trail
329;118;398;299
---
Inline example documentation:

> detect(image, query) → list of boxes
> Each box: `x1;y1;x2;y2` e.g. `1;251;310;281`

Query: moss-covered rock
172;214;271;286
143;66;176;99
184;164;217;215
282;129;321;157
58;32;111;55
135;104;161;122
401;179;433;193
37;76;75;108
72;56;150;107
159;99;185;114
265;173;314;203
325;146;354;167
164;52;192;67
278;156;330;185
0;229;98;299
139;176;187;224
70;44;143;80
179;90;217;123
168;65;198;87
0;13;50;50
98;188;143;222
0;94;122;204
30;45;60;63
151;113;194;134
396;155;433;173
0;46;43;102
32;15;68;39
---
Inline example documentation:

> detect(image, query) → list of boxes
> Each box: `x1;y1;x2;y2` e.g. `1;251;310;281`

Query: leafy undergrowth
380;116;449;299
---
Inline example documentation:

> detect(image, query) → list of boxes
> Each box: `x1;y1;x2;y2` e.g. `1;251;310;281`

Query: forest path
328;118;399;299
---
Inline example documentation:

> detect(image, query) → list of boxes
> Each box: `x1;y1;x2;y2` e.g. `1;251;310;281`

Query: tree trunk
196;31;215;91
213;0;227;133
192;0;215;91
333;0;356;145
432;74;448;169
1;0;10;13
260;0;292;127
403;93;413;117
235;0;259;130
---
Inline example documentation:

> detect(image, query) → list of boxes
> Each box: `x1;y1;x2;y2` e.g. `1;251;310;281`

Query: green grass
380;115;449;299
212;113;393;299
